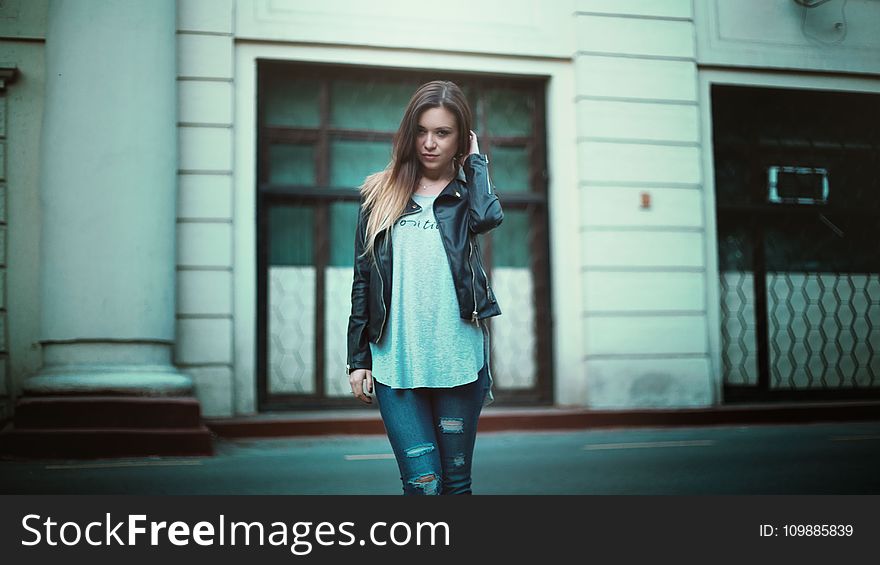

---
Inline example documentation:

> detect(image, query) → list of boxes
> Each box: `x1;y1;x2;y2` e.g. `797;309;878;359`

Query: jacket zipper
429;194;479;327
374;247;387;343
482;154;492;194
474;239;493;303
468;239;480;327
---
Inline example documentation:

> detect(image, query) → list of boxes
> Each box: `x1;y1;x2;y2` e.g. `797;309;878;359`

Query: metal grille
767;272;879;389
719;271;758;386
713;84;880;402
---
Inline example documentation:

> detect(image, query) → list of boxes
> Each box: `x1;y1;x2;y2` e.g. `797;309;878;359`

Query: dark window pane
330;80;417;132
264;77;321;128
492;208;530;268
712;85;880;211
485;88;533;137
717;223;753;272
329;201;361;267
489;145;530;192
765;219;879;273
330;140;390;188
269;205;314;266
461;84;480;132
269;143;315;185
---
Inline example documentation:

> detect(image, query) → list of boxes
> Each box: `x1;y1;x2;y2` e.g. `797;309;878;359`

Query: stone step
0;425;214;459
12;396;204;429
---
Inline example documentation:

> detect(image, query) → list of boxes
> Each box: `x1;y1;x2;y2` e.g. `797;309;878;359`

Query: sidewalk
5;399;878;461
205;400;880;438
4;420;880;494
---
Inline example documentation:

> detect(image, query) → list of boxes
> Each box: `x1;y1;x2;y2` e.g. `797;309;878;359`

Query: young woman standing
346;80;503;495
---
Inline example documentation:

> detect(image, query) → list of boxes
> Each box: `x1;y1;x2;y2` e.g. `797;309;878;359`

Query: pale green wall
0;0;47;40
0;2;47;417
3;0;879;418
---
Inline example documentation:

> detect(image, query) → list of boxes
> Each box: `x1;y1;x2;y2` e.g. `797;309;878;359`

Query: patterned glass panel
268;266;316;394
486;208;536;389
767;273;880;389
324;265;352;397
269;205;314;267
720;272;759;386
488;145;529;193
491;267;537;389
263;77;321;128
268;143;315;186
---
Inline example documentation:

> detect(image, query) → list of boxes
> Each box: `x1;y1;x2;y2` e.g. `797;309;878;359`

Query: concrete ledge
23;371;194;396
205;401;880;438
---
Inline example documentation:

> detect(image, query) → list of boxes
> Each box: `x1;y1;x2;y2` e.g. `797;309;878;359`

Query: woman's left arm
461;131;503;235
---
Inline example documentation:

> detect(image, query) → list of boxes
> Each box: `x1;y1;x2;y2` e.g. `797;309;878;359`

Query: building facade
1;0;878;424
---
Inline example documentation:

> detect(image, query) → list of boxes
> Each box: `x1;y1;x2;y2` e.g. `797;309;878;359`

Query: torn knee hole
439;417;464;434
404;443;435;458
408;472;441;495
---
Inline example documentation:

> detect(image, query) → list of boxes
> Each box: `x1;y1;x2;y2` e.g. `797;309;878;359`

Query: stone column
27;0;190;396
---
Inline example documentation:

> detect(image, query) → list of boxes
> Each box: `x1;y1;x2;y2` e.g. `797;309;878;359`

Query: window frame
256;60;553;409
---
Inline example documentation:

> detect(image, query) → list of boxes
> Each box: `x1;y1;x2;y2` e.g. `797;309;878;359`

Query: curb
205;401;880;438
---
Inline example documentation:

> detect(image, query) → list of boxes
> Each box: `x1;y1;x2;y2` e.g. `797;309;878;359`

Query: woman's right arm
462;132;503;235
346;200;373;374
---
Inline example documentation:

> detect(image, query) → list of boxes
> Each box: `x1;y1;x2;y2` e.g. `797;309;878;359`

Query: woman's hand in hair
466;130;480;157
349;368;374;405
456;130;480;168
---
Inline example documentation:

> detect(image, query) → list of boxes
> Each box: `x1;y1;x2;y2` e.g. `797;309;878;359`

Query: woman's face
415;106;459;175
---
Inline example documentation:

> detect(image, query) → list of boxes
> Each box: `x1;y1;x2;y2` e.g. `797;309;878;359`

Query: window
257;61;551;408
713;85;880;400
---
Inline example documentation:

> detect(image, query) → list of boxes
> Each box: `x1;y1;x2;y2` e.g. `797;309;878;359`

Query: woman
346;80;503;495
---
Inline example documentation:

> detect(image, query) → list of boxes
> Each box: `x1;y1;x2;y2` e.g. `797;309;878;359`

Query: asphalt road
2;421;879;494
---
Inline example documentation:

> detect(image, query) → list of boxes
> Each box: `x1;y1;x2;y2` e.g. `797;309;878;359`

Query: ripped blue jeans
374;364;489;495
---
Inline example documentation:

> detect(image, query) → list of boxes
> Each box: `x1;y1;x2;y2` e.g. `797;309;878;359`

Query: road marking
583;440;716;451
830;435;880;442
45;460;204;470
345;454;396;461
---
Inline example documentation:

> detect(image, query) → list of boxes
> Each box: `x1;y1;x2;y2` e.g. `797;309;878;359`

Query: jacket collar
407;165;466;209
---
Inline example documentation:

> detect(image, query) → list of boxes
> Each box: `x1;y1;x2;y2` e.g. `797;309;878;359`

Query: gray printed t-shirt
369;192;484;389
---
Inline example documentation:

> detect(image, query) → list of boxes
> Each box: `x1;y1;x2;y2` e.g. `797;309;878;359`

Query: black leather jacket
346;153;503;375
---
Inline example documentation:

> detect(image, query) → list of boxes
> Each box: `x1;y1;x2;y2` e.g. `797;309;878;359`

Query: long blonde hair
358;80;473;262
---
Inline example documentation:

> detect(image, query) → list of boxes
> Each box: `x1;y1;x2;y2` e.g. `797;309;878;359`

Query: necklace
417;174;453;195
